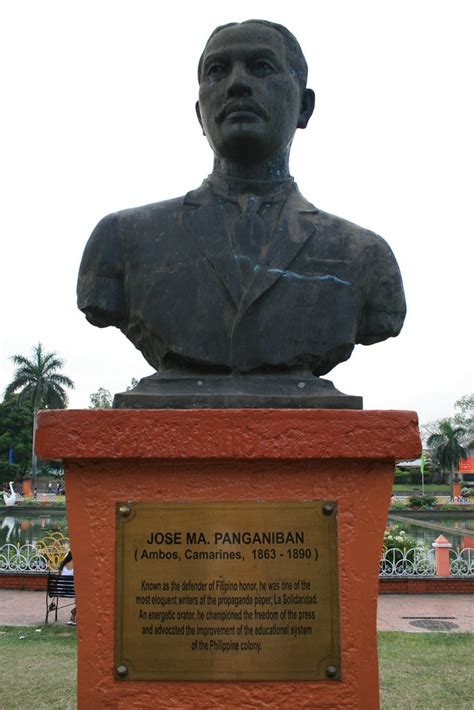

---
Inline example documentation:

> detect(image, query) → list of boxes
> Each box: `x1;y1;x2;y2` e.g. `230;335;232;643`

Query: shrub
394;469;411;485
383;525;420;552
381;526;433;575
390;500;408;510
408;494;437;509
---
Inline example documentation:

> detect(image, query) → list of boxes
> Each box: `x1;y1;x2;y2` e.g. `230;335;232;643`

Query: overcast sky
1;0;472;426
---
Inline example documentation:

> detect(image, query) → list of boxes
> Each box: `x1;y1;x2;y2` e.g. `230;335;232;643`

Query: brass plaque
115;502;340;681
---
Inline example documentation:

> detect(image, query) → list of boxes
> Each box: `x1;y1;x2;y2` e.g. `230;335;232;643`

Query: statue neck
208;173;294;200
210;152;293;198
211;149;292;183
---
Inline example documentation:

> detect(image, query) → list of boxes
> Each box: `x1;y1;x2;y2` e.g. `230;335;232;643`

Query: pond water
0;509;68;547
387;515;474;549
1;508;473;552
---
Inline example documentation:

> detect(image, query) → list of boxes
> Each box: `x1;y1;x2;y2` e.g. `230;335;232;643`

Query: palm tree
427;419;470;496
5;343;74;486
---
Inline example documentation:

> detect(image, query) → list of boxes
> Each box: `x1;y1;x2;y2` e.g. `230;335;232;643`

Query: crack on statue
267;269;351;286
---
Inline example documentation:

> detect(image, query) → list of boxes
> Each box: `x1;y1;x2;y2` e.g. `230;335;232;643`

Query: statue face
197;23;305;165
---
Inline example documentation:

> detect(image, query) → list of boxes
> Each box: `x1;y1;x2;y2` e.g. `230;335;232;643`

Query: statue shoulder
77;195;186;328
312;213;407;345
92;195;187;235
308;206;406;341
314;207;402;266
315;207;382;244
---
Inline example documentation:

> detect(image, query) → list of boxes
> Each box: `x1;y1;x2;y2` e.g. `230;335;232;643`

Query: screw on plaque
116;664;128;678
325;665;338;679
118;504;131;518
322;503;334;516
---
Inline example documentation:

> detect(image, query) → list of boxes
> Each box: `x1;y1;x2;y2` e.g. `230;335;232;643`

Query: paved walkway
0;590;472;631
377;593;473;632
0;589;74;626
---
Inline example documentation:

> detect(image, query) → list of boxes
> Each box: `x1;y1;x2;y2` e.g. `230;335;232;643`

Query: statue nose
225;66;252;98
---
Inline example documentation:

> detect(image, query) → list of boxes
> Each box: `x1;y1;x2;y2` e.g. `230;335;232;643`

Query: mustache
216;100;268;123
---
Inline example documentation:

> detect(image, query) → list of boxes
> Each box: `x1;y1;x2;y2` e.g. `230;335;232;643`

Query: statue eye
250;60;273;77
207;63;227;78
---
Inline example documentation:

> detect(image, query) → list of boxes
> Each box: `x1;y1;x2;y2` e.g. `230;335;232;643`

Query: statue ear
297;89;315;129
195;102;205;135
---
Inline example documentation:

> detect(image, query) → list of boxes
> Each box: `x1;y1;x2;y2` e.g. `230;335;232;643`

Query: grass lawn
0;625;76;709
392;484;450;493
0;626;471;708
378;632;472;709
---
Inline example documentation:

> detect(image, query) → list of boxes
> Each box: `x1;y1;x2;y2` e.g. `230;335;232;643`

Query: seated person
59;550;76;625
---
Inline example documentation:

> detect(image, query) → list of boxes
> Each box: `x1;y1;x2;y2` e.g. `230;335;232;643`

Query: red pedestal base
37;409;420;710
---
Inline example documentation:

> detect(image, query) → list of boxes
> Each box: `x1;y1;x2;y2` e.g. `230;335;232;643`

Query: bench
45;573;75;624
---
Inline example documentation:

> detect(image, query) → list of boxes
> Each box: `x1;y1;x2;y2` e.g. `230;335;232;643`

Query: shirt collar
207;174;295;206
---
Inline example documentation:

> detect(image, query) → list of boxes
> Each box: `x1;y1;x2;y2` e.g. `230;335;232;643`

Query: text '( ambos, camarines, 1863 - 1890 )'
115;502;340;681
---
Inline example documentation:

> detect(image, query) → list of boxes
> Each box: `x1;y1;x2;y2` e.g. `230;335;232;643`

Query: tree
4;343;74;486
0;462;21;487
427;419;472;495
89;378;138;407
420;393;474;485
453;393;474;445
0;397;33;474
89;387;113;408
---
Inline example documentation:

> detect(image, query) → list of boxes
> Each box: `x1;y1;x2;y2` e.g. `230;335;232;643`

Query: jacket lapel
237;186;319;318
182;182;319;319
183;183;242;308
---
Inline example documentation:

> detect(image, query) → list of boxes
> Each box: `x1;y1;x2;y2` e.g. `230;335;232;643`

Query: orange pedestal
37;409;420;710
433;535;453;576
22;479;32;498
463;536;474;550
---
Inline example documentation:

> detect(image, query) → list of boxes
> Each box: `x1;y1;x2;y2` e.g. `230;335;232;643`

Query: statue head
196;20;315;169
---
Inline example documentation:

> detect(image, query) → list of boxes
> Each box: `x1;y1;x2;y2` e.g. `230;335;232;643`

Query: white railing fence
380;547;436;577
0;543;49;572
447;547;474;577
380;546;473;577
0;533;70;573
0;541;472;576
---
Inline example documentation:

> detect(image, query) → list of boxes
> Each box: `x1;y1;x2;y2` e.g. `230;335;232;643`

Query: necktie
231;196;267;284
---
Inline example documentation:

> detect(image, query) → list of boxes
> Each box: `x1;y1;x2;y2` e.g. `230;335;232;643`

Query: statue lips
216;101;268;124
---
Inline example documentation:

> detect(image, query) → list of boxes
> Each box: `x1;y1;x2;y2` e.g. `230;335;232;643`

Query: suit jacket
77;180;406;376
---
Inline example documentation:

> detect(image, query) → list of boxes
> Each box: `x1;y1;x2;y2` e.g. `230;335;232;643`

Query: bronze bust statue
77;20;406;408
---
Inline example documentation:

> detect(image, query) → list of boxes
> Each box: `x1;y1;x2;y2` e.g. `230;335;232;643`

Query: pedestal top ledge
36;409;420;462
